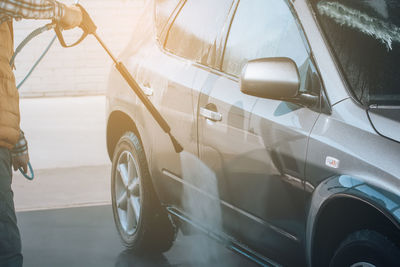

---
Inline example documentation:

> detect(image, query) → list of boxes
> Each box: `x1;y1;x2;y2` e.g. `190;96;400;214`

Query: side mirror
240;57;300;100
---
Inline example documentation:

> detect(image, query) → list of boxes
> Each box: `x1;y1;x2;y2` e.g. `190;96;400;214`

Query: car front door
197;0;321;264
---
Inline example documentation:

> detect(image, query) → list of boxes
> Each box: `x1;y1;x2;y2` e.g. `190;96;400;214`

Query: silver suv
106;0;400;266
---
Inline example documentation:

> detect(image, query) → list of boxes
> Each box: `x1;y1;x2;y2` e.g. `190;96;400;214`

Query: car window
165;0;234;66
222;0;309;80
313;0;400;106
154;0;181;41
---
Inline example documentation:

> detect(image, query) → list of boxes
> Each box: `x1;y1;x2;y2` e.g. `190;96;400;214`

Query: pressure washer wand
57;4;183;153
95;32;183;153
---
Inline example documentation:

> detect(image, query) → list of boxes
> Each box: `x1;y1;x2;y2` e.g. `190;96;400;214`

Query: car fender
107;96;153;164
306;174;400;266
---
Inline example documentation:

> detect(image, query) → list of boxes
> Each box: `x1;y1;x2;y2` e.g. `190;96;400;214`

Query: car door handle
200;107;222;121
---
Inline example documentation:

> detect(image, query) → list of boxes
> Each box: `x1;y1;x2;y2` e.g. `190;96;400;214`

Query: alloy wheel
115;150;141;235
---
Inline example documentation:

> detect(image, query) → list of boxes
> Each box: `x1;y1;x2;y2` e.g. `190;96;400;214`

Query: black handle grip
116;62;183;153
116;62;171;133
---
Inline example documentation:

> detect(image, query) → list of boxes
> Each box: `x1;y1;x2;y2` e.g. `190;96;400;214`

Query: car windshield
311;0;400;106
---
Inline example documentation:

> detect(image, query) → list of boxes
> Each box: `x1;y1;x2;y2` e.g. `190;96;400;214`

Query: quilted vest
0;20;20;149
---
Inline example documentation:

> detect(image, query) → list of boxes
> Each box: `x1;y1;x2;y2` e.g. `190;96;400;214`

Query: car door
150;0;236;221
197;0;321;264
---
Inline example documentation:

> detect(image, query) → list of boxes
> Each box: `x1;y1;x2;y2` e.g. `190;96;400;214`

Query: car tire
111;131;176;253
329;229;400;267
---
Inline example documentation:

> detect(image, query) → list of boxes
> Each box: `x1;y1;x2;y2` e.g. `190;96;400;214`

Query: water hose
10;24;56;180
21;162;35;181
10;0;80;180
10;23;56;70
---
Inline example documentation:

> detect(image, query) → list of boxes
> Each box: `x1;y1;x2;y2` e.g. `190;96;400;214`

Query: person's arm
0;0;64;21
0;0;82;29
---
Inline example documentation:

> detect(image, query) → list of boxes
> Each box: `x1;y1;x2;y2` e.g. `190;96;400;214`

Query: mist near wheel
179;151;229;266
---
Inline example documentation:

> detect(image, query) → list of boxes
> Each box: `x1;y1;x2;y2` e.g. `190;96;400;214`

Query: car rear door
197;0;321;263
151;0;237;222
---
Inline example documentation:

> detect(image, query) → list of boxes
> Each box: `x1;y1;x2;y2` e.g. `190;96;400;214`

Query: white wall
13;0;145;97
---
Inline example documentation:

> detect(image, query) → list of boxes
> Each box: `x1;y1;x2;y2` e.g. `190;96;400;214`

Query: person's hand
11;130;30;174
60;5;83;30
12;152;30;174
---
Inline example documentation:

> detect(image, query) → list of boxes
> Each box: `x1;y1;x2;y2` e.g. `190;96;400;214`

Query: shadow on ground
17;205;257;267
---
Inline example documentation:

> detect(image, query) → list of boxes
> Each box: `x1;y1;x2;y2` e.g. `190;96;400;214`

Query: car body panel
106;69;154;165
305;98;400;265
306;99;400;190
106;1;400;266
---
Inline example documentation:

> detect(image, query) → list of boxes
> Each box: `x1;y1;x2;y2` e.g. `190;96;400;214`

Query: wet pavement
17;205;258;267
14;96;259;266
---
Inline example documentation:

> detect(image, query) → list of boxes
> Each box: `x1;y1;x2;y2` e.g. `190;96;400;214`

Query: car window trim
219;0;312;76
162;0;236;69
159;42;238;82
205;0;237;70
293;0;332;113
153;0;186;46
215;0;240;71
306;0;377;110
162;0;187;48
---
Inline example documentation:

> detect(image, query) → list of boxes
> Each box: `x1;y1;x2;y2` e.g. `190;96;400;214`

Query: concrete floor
13;96;259;266
17;205;256;267
14;96;111;211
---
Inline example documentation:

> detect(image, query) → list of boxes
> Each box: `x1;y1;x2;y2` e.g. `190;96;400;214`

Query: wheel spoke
127;155;138;183
130;195;141;222
126;200;136;232
128;177;140;195
131;177;139;189
117;163;129;188
117;191;128;210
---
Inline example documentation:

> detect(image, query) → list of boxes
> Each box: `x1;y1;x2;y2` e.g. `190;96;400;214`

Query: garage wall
13;0;145;97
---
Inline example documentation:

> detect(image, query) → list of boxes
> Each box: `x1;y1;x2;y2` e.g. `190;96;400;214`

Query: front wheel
111;132;176;253
329;230;400;267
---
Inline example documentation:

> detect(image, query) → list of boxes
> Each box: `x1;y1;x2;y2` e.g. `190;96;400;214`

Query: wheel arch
306;175;400;267
107;110;142;160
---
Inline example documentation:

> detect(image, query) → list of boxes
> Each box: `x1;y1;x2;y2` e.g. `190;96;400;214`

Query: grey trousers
0;147;22;267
